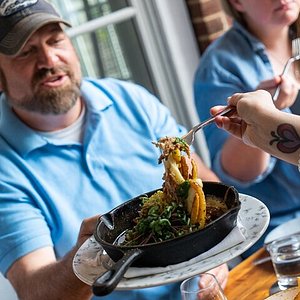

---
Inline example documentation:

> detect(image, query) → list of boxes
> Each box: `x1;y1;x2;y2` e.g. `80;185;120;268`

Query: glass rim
180;273;219;294
267;232;300;252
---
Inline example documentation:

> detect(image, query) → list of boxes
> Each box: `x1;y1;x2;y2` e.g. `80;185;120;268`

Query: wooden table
225;248;277;299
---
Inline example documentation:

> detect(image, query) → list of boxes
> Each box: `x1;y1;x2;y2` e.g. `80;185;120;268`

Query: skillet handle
92;248;143;296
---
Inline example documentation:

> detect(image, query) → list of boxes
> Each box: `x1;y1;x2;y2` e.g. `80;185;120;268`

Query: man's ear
228;0;244;13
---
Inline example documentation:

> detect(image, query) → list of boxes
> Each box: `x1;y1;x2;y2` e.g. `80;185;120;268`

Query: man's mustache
32;66;71;86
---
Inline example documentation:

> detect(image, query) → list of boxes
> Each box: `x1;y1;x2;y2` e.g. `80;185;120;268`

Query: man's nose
37;45;59;69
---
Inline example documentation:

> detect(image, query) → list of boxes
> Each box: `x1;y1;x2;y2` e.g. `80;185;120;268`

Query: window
50;0;156;94
50;0;210;163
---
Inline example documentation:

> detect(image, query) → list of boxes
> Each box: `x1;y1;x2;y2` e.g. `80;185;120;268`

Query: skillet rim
94;181;241;250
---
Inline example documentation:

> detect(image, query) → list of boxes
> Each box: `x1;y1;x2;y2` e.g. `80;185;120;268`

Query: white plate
73;193;270;290
265;287;299;299
264;217;300;246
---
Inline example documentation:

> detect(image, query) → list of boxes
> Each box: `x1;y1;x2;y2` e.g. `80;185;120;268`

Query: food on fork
155;137;206;227
121;136;229;246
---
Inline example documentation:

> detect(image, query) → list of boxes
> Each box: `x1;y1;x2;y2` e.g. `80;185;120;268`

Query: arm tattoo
270;123;300;153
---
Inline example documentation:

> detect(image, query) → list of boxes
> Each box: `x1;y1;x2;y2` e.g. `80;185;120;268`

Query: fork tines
292;37;300;58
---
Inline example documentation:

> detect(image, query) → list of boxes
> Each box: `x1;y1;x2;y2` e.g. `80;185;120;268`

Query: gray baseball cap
0;0;71;56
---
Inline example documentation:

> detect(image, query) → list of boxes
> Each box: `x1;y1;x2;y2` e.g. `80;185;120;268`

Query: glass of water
180;273;227;300
267;233;300;290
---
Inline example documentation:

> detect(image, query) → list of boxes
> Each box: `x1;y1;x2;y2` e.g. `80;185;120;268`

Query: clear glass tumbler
180;273;227;300
267;233;300;290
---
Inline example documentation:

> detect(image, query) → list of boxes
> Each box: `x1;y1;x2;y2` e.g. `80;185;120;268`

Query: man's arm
7;216;99;300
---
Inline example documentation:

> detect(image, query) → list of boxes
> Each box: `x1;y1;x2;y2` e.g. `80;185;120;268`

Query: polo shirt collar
0;78;113;157
81;78;113;112
0;94;47;157
233;20;265;54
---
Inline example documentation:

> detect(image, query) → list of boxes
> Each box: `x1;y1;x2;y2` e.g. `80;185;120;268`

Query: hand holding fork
183;38;300;145
272;37;300;101
182;106;235;145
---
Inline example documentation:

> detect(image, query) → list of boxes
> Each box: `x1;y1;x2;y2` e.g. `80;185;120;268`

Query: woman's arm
212;90;300;166
191;153;220;182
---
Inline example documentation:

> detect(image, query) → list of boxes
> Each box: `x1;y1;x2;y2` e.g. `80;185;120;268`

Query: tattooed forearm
270;123;300;153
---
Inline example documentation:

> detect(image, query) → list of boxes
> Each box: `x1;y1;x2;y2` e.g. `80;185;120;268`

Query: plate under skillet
73;193;270;290
264;287;299;299
264;217;300;246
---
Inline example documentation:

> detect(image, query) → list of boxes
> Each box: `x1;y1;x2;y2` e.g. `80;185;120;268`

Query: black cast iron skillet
92;181;240;296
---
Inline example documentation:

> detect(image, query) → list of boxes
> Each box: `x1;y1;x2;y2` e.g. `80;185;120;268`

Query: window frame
66;0;210;163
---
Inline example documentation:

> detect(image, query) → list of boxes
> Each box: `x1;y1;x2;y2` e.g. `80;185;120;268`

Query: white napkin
123;221;246;278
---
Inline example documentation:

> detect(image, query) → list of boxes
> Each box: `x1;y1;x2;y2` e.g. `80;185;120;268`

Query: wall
185;0;230;53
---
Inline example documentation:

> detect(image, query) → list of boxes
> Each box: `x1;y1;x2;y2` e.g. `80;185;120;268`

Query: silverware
273;37;300;101
182;106;235;145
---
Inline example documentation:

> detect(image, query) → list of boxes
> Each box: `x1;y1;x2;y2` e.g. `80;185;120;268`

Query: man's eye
52;38;64;45
18;49;33;58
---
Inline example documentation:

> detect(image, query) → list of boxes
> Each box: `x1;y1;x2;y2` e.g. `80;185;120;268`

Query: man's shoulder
83;77;144;94
82;77;157;109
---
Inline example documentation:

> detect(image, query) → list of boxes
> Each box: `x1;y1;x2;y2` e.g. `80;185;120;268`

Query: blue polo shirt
0;78;186;299
194;21;300;255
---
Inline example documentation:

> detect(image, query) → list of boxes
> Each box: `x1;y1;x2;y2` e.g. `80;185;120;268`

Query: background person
0;1;227;299
193;0;300;256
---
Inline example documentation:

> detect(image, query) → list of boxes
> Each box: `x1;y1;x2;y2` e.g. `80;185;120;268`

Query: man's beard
2;66;81;115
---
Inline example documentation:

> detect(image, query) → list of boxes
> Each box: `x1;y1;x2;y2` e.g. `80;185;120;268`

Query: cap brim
0;13;71;56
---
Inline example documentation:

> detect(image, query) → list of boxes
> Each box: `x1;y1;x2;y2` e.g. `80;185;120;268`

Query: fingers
210;105;227;116
210;94;245;117
214;115;244;139
228;90;273;110
77;215;100;247
274;75;299;109
211;104;243;140
211;90;274;144
79;215;100;235
255;74;299;109
256;76;281;91
207;264;229;290
218;264;229;290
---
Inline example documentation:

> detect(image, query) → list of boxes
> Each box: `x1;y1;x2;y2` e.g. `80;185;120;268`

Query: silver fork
183;38;300;145
182;106;235;145
273;37;300;101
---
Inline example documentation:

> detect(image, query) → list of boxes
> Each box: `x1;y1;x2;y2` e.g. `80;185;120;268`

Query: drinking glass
180;273;227;300
267;233;300;290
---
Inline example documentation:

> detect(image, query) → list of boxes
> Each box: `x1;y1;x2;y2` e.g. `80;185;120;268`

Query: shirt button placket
85;153;94;176
85;151;103;180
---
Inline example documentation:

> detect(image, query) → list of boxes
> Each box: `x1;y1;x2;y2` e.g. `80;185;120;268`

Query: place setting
72;137;270;297
261;218;300;300
73;192;270;294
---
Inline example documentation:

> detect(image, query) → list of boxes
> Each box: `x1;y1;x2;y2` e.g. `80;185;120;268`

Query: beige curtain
185;0;230;54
